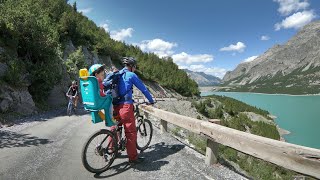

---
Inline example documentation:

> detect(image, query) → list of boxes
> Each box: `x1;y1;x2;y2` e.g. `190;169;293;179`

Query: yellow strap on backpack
98;110;105;120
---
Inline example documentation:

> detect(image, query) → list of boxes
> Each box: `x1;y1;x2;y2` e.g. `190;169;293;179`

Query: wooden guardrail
139;105;320;178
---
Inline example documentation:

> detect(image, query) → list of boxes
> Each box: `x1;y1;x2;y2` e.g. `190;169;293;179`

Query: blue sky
70;0;320;78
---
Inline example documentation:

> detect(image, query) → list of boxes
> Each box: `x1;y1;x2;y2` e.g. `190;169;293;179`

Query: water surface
201;92;320;149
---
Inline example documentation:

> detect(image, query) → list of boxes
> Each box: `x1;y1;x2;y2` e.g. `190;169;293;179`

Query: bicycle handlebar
67;95;75;99
134;101;156;106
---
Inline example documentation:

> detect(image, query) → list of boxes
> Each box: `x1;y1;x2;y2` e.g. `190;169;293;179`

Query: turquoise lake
201;91;320;149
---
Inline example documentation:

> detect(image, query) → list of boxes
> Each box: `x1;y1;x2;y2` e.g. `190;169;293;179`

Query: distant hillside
223;20;320;95
183;69;221;86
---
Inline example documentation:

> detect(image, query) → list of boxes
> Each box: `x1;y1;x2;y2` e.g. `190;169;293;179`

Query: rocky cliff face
0;46;37;115
223;20;320;94
183;69;221;86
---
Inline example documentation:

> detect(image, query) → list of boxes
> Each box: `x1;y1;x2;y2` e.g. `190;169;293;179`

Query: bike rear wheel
136;118;153;151
81;129;117;173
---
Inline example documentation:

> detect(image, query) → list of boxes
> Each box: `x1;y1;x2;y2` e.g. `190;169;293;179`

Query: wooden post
205;119;220;165
160;119;167;134
205;138;218;165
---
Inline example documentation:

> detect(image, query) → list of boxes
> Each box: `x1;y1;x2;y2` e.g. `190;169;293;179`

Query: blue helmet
89;64;105;76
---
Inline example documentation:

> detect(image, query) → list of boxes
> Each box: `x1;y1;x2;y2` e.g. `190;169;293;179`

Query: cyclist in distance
66;80;79;109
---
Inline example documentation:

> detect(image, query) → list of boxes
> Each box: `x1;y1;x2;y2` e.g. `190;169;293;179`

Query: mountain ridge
183;69;221;86
222;20;320;94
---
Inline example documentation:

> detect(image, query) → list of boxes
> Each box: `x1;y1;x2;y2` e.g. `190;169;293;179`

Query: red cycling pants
112;104;137;161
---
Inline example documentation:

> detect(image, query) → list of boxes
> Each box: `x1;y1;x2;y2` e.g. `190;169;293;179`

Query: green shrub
65;46;86;78
171;127;181;137
187;133;206;154
3;58;24;86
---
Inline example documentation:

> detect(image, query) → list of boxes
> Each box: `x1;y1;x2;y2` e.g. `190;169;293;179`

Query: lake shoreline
201;90;320;97
277;126;291;142
202;91;292;142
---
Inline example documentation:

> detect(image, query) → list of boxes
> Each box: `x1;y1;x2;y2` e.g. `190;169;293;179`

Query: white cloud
172;52;214;64
139;39;177;57
274;0;309;16
178;65;188;70
274;10;316;30
261;35;270;41
243;55;258;63
140;39;177;52
100;23;109;32
179;64;227;79
110;28;134;41
79;8;93;14
220;42;246;53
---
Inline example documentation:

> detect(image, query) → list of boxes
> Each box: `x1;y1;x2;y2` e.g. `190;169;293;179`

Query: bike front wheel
81;129;117;173
67;102;72;116
136;118;153;151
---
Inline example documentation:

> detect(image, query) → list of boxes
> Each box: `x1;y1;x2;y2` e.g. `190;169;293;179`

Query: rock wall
46;65;71;107
0;85;36;115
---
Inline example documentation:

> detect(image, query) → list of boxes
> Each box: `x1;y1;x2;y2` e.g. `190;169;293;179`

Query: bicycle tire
136;118;153;151
81;129;117;173
67;102;72;116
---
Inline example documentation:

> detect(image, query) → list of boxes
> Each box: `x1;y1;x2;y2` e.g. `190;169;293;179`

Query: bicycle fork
138;120;148;136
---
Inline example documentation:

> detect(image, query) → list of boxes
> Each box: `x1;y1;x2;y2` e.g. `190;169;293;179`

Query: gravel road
0;107;247;180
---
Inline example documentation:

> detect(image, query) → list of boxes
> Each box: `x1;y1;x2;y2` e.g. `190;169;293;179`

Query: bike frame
68;96;74;105
104;102;148;153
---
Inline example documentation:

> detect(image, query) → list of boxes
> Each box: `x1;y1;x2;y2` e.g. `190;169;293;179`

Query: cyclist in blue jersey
113;57;154;164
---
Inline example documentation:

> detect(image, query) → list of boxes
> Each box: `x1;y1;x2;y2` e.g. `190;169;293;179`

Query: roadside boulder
0;85;36;115
11;88;36;114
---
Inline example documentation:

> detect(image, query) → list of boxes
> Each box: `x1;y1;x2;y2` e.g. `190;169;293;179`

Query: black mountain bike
81;102;153;173
67;95;76;116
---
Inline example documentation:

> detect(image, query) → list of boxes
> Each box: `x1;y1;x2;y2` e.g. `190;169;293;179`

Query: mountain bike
67;95;76;116
81;102;153;173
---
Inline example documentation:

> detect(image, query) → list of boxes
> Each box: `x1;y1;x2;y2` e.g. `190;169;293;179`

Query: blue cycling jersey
114;67;154;105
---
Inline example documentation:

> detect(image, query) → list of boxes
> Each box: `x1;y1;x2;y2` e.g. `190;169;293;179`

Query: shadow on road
0;130;52;149
93;142;184;178
134;142;185;172
93;162;132;179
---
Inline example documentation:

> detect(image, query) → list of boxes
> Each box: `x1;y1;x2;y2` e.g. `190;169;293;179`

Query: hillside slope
223;20;320;94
